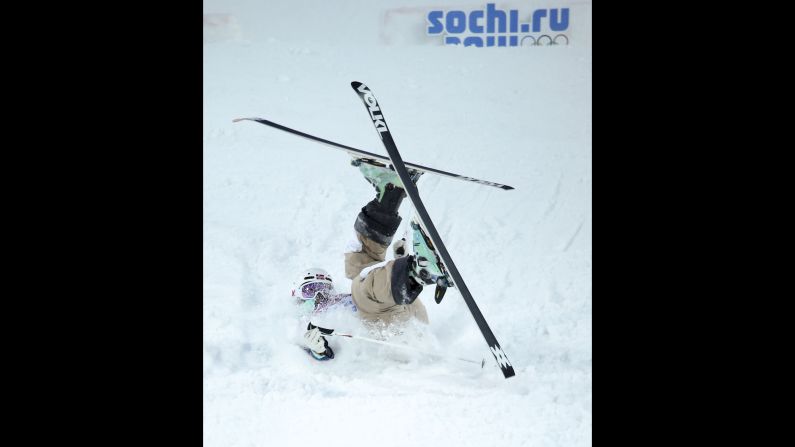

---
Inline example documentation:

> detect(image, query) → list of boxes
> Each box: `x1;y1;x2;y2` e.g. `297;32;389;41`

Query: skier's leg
349;258;427;325
343;232;387;279
343;181;405;279
344;162;427;323
354;183;405;247
344;162;407;280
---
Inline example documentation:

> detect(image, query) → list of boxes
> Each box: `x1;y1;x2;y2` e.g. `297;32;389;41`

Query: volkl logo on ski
356;83;389;139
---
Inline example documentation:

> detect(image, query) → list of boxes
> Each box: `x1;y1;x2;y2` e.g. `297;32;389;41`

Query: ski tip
502;185;515;191
232;117;260;123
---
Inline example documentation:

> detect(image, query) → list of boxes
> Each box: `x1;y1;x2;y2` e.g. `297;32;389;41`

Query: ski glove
303;323;335;360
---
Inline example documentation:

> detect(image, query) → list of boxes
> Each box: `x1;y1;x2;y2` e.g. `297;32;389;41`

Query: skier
295;163;435;360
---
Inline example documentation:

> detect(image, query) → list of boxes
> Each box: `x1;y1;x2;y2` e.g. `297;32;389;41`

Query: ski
350;81;516;379
232;117;514;191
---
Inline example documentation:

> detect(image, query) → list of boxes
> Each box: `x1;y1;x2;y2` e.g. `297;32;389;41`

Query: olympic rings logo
520;34;569;46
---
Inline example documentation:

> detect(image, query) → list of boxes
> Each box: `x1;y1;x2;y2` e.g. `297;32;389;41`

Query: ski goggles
298;282;335;300
295;282;335;313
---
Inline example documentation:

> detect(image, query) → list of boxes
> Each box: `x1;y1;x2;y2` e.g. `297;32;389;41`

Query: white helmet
292;267;335;302
297;268;333;287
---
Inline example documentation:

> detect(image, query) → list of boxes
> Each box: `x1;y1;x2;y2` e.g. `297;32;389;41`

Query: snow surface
204;1;591;446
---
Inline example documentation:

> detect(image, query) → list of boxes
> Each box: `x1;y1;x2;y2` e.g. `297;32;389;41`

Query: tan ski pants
344;232;429;325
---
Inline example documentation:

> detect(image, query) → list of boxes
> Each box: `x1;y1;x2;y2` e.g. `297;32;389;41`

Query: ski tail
233;117;514;190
